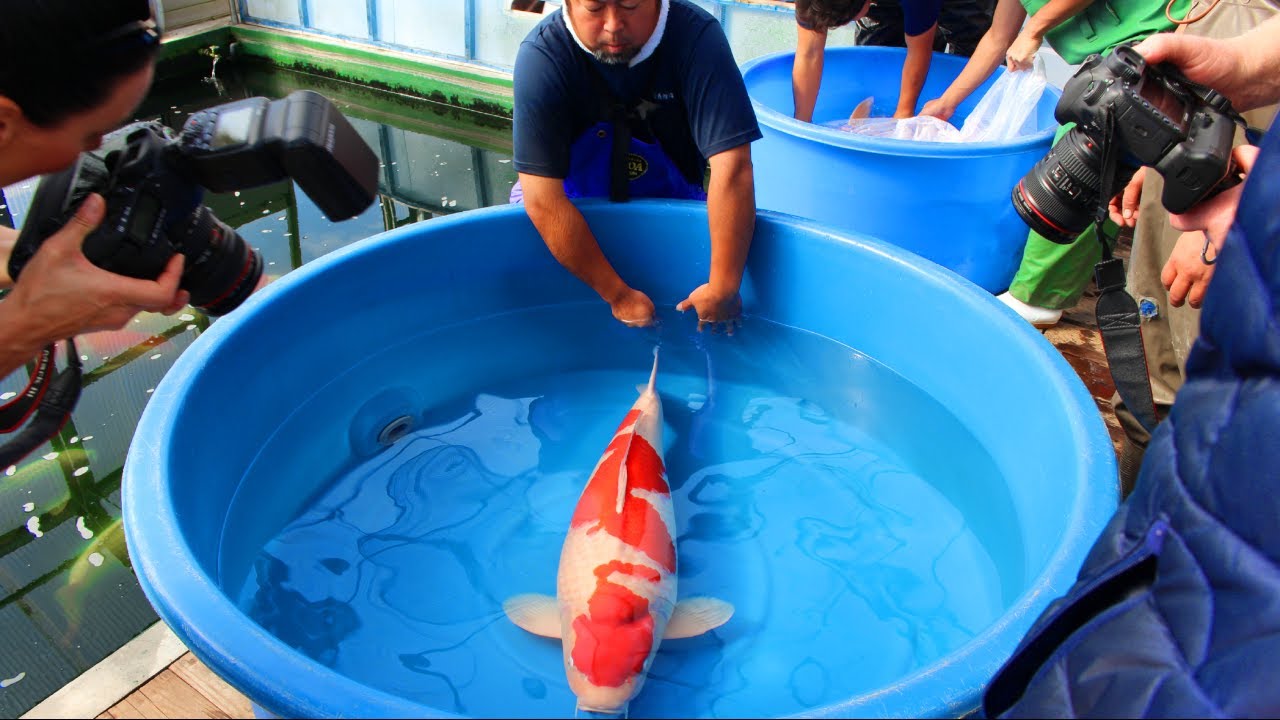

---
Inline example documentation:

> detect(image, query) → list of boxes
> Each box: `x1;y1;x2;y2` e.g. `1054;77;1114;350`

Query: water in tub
224;303;1024;718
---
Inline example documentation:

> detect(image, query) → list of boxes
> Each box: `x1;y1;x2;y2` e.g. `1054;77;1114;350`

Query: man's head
565;0;661;65
0;0;161;187
796;0;873;32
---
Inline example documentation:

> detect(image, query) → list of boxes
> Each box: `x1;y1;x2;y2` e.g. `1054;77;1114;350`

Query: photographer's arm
919;0;1026;121
0;195;188;377
1135;14;1280;113
520;173;655;327
0;226;16;288
1006;0;1096;70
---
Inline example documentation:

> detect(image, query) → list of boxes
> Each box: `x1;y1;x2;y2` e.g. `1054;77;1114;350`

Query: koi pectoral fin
503;594;562;638
663;597;734;639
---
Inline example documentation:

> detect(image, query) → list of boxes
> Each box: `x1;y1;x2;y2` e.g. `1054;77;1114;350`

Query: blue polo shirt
794;0;943;36
512;0;762;187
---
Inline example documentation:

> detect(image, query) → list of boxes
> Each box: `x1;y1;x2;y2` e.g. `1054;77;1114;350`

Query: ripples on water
226;303;1022;718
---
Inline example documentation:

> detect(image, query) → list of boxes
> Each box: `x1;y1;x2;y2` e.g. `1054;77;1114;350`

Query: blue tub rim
739;46;1061;158
123;199;1116;719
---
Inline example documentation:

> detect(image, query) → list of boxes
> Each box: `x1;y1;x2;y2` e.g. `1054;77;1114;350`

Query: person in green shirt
919;0;1190;327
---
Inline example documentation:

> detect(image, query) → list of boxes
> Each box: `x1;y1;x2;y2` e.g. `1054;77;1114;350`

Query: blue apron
510;48;706;204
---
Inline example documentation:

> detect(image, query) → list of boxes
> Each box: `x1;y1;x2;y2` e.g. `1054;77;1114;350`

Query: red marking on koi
596;560;662;585
571;411;674;572
570;573;655;687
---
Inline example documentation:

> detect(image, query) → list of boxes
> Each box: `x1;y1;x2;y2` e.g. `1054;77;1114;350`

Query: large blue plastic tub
740;47;1061;293
123;201;1115;718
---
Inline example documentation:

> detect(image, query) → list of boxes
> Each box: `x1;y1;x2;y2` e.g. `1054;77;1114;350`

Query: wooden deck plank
105;688;169;720
135;668;232;719
169;654;255;718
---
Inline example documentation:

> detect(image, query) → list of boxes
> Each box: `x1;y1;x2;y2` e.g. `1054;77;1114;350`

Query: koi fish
503;350;734;716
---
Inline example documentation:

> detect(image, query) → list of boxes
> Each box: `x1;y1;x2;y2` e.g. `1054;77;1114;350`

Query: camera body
1013;44;1241;244
8;90;379;315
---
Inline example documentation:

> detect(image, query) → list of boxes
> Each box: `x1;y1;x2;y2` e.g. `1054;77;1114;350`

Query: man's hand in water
610;286;657;327
677;283;742;334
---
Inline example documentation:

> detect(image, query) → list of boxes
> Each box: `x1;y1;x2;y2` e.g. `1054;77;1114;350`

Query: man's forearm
898;28;938;118
1023;0;1095;40
793;26;827;122
706;148;755;294
525;187;629;303
1238;15;1280;111
0;301;47;378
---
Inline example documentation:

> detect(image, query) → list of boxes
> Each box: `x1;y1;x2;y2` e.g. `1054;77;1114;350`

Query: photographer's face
567;0;660;65
0;64;154;187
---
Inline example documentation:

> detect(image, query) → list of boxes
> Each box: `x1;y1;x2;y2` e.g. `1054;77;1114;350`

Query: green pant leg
1007;123;1119;311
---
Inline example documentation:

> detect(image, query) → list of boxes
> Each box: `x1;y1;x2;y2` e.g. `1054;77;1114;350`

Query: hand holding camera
8;90;378;316
1012;43;1246;245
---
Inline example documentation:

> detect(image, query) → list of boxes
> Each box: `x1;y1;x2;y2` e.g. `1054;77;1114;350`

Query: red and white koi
504;350;733;716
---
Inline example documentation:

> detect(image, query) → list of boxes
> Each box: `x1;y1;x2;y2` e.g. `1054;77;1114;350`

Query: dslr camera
1012;43;1242;244
8;90;379;315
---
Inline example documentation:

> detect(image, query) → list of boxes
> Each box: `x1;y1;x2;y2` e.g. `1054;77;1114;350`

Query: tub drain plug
377;415;415;446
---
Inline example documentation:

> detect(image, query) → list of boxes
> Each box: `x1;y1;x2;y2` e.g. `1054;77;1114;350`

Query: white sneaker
998;291;1063;329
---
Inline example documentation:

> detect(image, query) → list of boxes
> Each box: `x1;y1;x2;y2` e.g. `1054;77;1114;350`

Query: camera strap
0;341;83;468
1092;111;1161;434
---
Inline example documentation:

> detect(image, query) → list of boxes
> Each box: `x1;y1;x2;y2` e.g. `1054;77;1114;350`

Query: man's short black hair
795;0;872;32
0;0;160;127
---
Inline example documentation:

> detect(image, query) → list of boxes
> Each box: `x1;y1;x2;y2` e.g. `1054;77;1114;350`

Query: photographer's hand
1107;168;1145;228
1169;144;1259;250
0;194;189;376
1133;16;1280;114
1161;231;1217;309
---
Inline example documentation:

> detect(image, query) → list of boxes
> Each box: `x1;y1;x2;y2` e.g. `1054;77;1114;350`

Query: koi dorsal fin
663;597;734;639
615;429;634;516
503;593;561;638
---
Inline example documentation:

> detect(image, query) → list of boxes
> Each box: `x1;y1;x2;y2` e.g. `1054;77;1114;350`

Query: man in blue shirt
792;0;994;121
513;0;762;331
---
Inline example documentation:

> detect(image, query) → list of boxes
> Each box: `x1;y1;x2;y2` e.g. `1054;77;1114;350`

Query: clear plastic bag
956;56;1048;142
836;56;1048;143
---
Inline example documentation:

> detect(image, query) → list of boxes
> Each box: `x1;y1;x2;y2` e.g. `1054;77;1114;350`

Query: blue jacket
983;119;1280;717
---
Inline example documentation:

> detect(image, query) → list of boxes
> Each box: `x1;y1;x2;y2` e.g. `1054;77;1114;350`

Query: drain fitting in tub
377;415;415;446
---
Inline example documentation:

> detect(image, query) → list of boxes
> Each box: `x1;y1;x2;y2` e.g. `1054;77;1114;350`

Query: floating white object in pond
150;353;163;360
74;467;89;477
82;435;94;441
180;313;195;322
43;452;57;461
69;436;79;444
26;517;42;538
5;465;15;476
22;502;34;512
234;191;241;197
0;391;15;400
77;516;94;539
88;552;104;567
0;672;25;688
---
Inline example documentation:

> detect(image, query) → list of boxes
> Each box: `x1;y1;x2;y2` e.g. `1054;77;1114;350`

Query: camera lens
1011;128;1135;244
170;205;264;316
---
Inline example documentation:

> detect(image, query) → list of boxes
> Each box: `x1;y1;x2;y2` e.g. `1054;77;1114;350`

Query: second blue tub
740;47;1061;293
